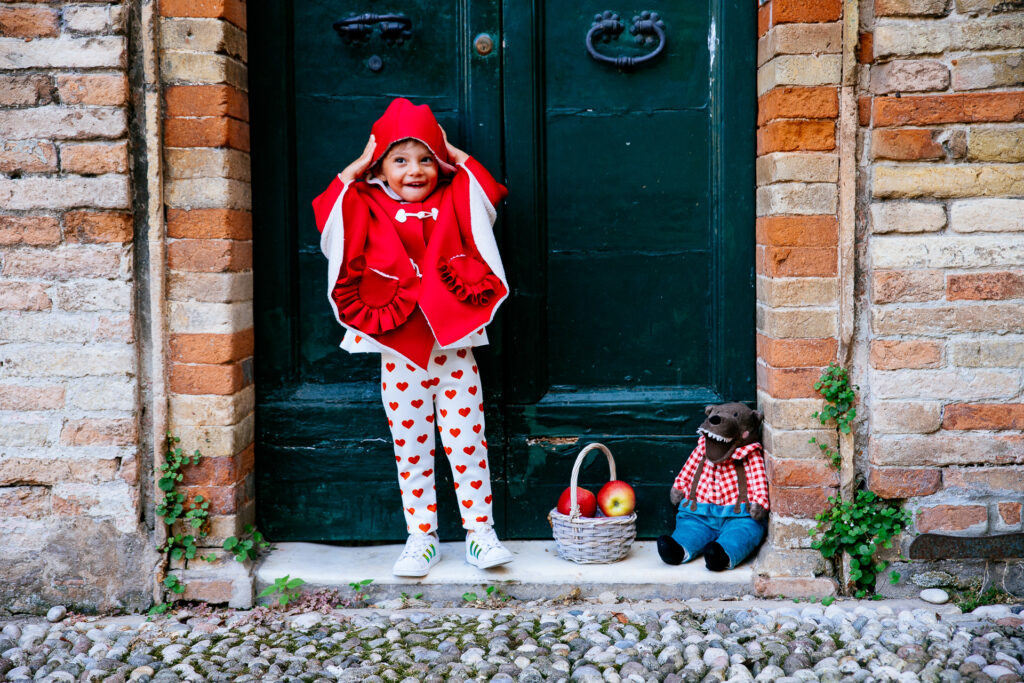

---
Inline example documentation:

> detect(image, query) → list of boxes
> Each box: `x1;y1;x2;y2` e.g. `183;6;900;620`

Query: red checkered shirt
671;436;770;510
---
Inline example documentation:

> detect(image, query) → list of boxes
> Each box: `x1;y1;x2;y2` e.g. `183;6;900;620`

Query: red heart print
382;383;387;390
450;428;461;437
473;424;482;433
457;349;467;358
445;390;457;399
482;439;488;448
472;365;478;374
454;482;460;489
411;399;424;408
435;355;447;365
421;380;433;389
485;495;492;504
413;488;424;498
407;507;415;514
439;409;447;417
418;522;431;532
478;459;487;469
389;402;399;410
402;419;414;429
475;515;488;522
423;468;433;477
426;415;434;423
408;455;420;464
433;377;441;386
462;499;473;508
468;386;478;395
400;489;403;495
428;503;437;512
417;434;429;443
400;471;410;479
471;480;482;489
396;382;409;392
395;439;406;446
355;335;363;343
444;446;452;455
388;419;393;427
430;449;436;456
463;446;475;455
459;407;471;417
386;363;396;372
452;370;464;379
396;456;401;462
406;364;416;371
479;403;484;411
456;464;467;473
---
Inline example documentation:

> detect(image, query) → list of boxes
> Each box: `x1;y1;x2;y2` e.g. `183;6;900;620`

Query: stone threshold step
255;541;754;602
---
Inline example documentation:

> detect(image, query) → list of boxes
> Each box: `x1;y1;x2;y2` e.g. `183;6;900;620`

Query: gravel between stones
1;600;1023;683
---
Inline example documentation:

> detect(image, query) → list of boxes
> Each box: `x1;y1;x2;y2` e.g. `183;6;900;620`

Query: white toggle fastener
395;208;438;223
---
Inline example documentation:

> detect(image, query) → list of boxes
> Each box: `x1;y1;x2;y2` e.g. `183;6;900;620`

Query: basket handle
568;442;617;519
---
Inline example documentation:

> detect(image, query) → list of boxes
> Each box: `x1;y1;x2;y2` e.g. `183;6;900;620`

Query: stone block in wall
754;576;839;598
875;0;952;16
0;486;51;519
947;271;1024;300
0;175;130;210
756;276;839;307
753;547;828;577
917;505;988;534
756;183;839;215
0;418;50;447
765;517;817;549
165;178;252;211
871;234;1024;269
954;16;1024;51
953;52;1024;91
0;36;125;69
60;418;137;447
950;198;1024;232
876;302;1024;334
0;343;135;378
165;148;251;182
768;485;837;518
869;201;946;233
952;339;1024;367
758;55;842;95
869;339;943;369
0;216;61;247
0;140;58;173
871;60;950;93
871;129;944;160
758;22;842;66
160;18;248;61
168;271;253;303
60;143;129;175
0;311;132;344
763;425;837;459
967;126;1024;163
66;377;136;411
870;269;944;303
170;413;255;459
0;283;51;311
0;74;54;107
873;24;950;58
161;52;248;90
867;465;942;497
0;106;126;141
870;433;1024;466
168;300;254;335
57;74;128;106
874;164;1024;198
756;152;839;184
64;5;119;35
0;384;64;410
168;239;252;273
995;502;1023;530
52;280;132;312
757;306;838;338
870;400;942;433
943;403;1024;430
871;368;1020;400
944;466;1024;492
2;246;125;280
0;6;59;39
170;386;256;426
757;393;829;430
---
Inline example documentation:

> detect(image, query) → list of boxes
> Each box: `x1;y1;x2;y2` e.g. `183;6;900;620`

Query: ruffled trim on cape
332;261;418;335
438;254;502;307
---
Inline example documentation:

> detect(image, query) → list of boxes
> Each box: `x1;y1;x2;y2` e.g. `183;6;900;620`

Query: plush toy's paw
656;535;686;565
669;487;684;506
749;503;769;522
704;542;730;572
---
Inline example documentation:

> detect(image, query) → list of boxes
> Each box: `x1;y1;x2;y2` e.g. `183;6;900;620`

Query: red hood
370;98;454;173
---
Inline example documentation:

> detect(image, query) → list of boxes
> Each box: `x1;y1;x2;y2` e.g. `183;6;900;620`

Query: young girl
311;98;513;577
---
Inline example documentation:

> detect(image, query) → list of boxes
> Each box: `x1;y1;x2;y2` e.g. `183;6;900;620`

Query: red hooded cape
312;98;509;369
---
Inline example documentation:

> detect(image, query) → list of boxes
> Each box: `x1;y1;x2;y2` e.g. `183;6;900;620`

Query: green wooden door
250;1;755;541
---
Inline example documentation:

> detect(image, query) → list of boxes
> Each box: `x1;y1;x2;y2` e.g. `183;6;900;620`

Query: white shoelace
469;527;503;554
399;533;436;560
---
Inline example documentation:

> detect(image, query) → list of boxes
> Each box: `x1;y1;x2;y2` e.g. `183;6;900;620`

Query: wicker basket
548;442;637;563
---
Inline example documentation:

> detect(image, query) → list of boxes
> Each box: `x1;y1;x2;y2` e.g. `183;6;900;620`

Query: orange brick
61;143;129;175
0;216;60;246
166;209;252;240
766;456;839;487
999;502;1022;526
0;385;63;409
60;418;137;446
758;246;837;277
869;340;942;370
757;364;825;399
758;87;840;125
758;2;771;36
167;239;253;272
947;271;1024;301
757;336;837;367
57;74;128;107
164;117;250;152
872;128;944;160
758;120;836;154
859;96;872;126
180;443;254;487
944;404;1024;430
165;85;249;121
771;0;843;23
867;466;941;498
0;283;51;311
160;0;246;30
756;215;838;247
0;140;57;173
917;504;986;533
874;92;1024;127
170;362;249;395
169;329;255;364
64;211;133;244
858;32;873;64
0;6;58;38
182;482;248;515
770;485;835;518
872;270;944;303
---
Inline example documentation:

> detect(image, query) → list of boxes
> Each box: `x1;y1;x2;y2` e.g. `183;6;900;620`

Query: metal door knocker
586;10;667;69
333;12;413;72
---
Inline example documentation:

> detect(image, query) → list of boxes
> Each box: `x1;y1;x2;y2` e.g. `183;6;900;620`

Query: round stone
920;589;950;604
46;606;67;623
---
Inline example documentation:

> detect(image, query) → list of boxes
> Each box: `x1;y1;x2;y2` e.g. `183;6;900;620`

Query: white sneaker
392;533;441;577
465;525;513;569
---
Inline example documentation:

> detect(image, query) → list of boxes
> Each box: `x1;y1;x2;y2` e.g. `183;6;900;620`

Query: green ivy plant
223;524;272;562
259;575;306;607
810;489;911;598
809;363;857;469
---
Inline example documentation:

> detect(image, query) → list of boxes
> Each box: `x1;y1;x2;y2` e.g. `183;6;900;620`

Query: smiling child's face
377;139;439;203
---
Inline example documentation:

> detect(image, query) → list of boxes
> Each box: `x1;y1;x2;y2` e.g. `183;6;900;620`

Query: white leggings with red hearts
380;346;493;536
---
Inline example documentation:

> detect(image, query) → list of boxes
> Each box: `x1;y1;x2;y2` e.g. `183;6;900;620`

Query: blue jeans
671;502;767;569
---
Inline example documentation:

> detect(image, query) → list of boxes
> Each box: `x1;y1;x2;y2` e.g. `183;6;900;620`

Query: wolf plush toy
657;403;770;571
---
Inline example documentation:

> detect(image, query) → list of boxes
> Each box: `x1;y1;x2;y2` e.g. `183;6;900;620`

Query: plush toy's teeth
698;428;731;443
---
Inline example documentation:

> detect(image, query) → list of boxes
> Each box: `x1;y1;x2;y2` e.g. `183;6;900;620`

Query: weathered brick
56;74;128;106
917;505;987;533
167;239;252;272
867;466;942;498
0;74;53;106
2;247;122;281
947;271;1024;300
769;485;835;518
950;199;1024;232
167;271;253;303
952;339;1024;367
0;140;57;173
875;0;951;16
65;377;135;410
758;55;843;95
872;369;1020;400
0;106;126;142
176;445;252;488
758;86;839;125
998;502;1022;527
756;183;838;216
953;52;1024;91
0;311;131;344
181;482;248;515
758;120;836;154
955;15;1024;51
161;52;247;91
756;153;839;185
0;418;49;446
164;84;248;120
168;301;253;334
0;36;125;69
60;418;137;446
169;386;255;426
0;6;58;38
757;215;838;247
764;426;837;459
873;24;950;58
0;457;120;485
871;270;944;303
858;32;873;64
753;547;827;577
758;23;842;67
871;60;950;94
872;235;1024;269
870;202;946;233
873;303;1024;334
0;486;50;520
757;363;825;399
164;117;250;152
871;400;943;433
160;17;247;61
944;466;1024;491
159;0;246;30
169;329;254;364
166;208;252;240
766;456;839;487
768;0;843;25
754;576;839;598
944;404;1024;430
169;362;249;395
859;96;872;126
0;215;60;246
873;92;1024;127
0;175;130;210
870;339;943;369
968;127;1024;163
64;5;113;34
0;283;51;311
64;211;133;244
165;178;252;211
872;129;944;160
757;335;837;368
756;276;838;307
758;306;838;338
60;142;128;175
52;280;131;312
758;393;835;430
165;148;251;182
874;164;1024;198
0;384;64;410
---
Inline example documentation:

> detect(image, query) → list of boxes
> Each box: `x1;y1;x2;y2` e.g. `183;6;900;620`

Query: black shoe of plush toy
704;542;730;572
656;535;686;565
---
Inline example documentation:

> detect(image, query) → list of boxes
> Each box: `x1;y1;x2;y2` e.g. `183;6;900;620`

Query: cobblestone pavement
1;598;1023;682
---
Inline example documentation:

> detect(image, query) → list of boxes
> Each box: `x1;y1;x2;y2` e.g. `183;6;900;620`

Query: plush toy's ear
705;405;714;416
752;410;764;425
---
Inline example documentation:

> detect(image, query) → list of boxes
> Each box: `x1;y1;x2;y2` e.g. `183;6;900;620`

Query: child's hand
340;135;376;183
440;126;469;165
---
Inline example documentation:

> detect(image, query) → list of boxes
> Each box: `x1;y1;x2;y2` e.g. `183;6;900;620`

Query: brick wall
0;0;153;611
860;0;1024;589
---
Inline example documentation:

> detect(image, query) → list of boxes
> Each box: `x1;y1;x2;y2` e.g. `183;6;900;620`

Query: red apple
597;480;636;517
557;486;597;517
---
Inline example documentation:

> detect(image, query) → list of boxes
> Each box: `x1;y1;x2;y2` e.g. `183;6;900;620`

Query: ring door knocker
332;13;413;72
586;10;666;69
